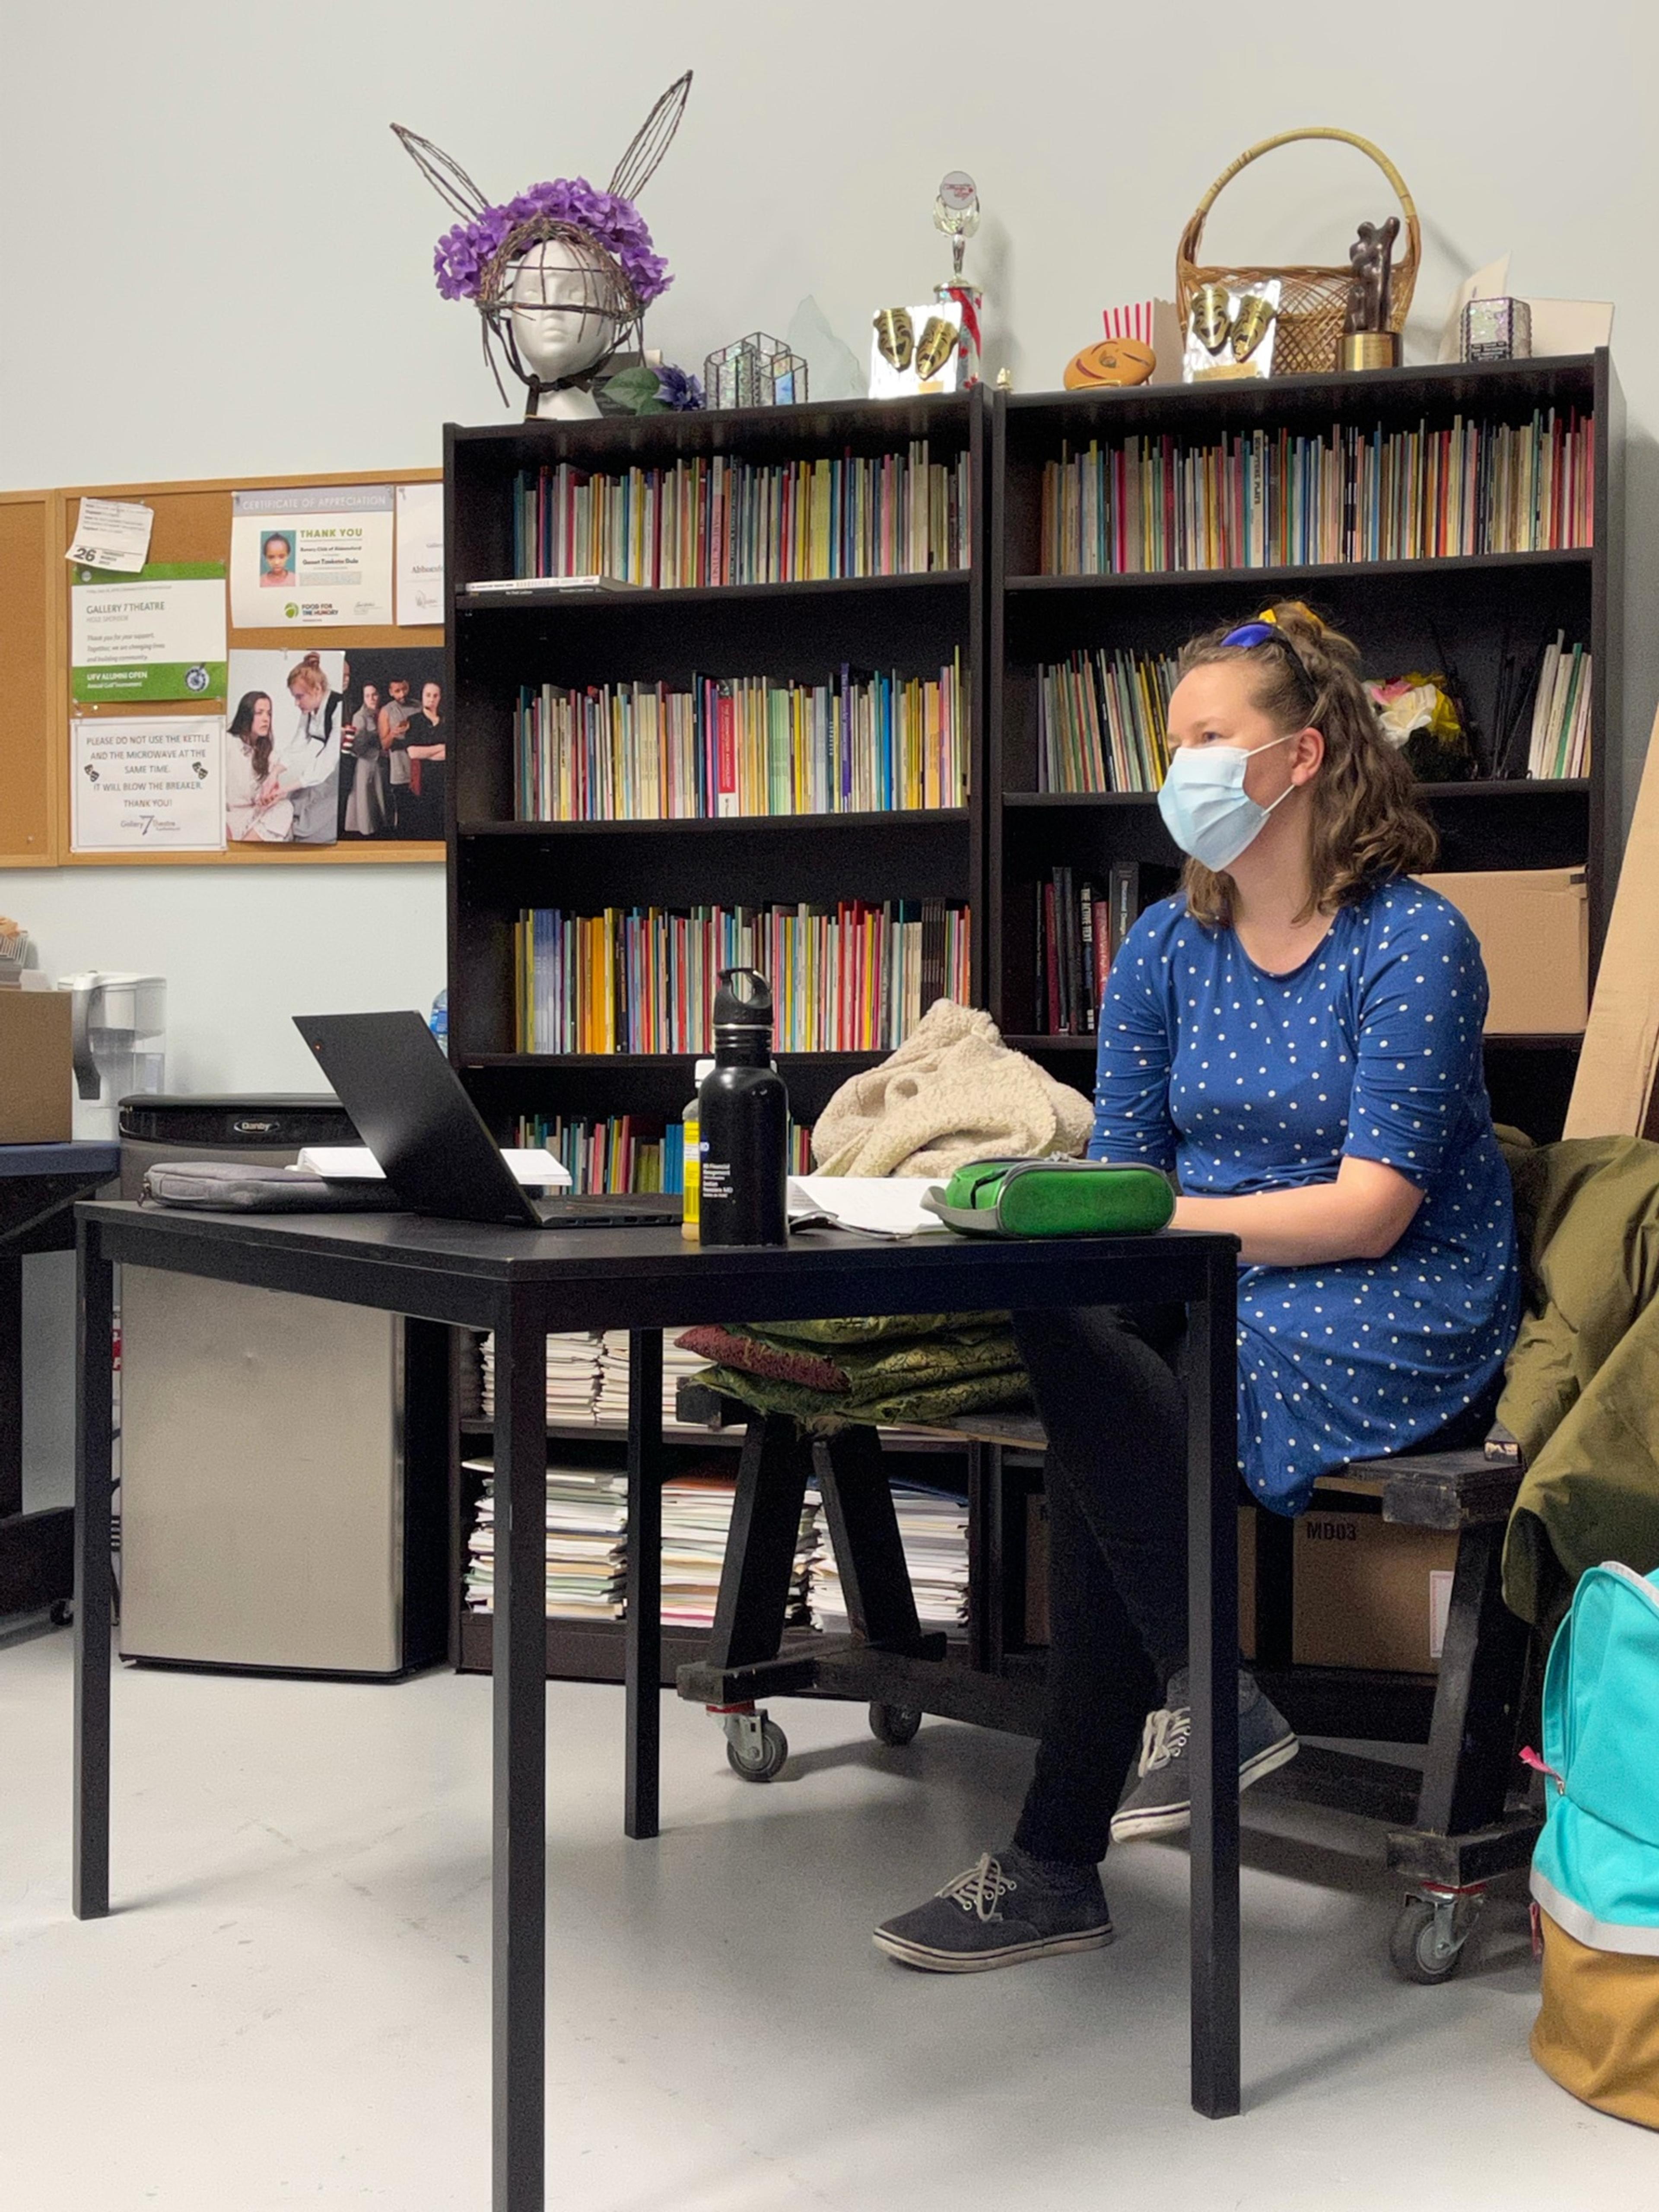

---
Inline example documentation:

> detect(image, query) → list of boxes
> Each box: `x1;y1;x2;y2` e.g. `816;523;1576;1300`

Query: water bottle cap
712;966;773;1031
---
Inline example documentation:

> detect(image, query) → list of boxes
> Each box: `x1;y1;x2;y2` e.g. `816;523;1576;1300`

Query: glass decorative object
703;334;808;410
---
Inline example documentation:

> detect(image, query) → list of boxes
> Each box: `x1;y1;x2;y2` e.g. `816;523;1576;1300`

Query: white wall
4;0;1658;1491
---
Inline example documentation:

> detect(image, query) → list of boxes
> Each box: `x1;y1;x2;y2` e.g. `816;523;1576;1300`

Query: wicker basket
1176;128;1420;378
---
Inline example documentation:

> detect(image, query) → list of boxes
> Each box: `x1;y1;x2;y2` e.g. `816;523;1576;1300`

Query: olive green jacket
1500;1131;1659;1626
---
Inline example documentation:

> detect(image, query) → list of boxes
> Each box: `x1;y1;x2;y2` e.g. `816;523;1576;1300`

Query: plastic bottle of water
429;988;448;1042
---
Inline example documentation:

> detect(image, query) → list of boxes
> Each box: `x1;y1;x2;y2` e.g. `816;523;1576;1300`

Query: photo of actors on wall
224;647;444;846
336;647;445;842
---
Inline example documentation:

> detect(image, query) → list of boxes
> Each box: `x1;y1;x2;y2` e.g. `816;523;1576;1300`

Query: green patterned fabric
687;1313;1029;1433
750;1313;1008;1348
692;1360;1032;1436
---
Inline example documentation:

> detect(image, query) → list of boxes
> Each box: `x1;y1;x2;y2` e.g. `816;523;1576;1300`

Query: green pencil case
922;1157;1175;1238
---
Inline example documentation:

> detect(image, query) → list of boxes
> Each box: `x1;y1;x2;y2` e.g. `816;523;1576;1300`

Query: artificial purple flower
431;174;672;307
655;363;704;411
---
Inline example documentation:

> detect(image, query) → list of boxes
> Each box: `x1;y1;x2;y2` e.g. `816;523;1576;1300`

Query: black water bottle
697;967;788;1247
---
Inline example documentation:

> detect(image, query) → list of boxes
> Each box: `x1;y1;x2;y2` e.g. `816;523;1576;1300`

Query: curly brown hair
1176;601;1437;928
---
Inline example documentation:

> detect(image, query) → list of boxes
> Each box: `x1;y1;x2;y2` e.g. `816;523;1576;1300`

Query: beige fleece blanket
811;999;1093;1179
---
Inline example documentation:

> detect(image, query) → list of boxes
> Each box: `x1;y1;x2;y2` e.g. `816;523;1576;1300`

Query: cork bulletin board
0;466;444;866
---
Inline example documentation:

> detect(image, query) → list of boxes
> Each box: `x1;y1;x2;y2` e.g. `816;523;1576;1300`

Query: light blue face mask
1157;731;1295;872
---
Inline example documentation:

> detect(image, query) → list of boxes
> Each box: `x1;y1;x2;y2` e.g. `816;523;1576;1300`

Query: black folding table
0;1141;119;1618
72;1201;1239;2212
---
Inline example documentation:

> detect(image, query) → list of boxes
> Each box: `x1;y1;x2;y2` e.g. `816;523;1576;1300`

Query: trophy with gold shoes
932;169;983;388
868;170;982;399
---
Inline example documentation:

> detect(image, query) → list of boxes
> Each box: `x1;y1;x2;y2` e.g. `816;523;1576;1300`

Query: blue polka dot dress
1091;878;1520;1516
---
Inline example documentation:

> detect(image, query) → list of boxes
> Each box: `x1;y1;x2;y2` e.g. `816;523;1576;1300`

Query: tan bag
1532;1910;1659;2128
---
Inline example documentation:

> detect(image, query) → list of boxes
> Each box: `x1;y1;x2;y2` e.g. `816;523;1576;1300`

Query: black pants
1007;1303;1500;1868
1011;1305;1189;1869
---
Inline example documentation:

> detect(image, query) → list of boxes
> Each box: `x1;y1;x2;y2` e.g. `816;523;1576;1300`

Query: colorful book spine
510;1114;812;1193
1037;648;1178;792
514;656;966;821
513;442;972;586
1033;862;1141;1035
514;901;971;1055
1040;410;1595;575
1526;634;1593;780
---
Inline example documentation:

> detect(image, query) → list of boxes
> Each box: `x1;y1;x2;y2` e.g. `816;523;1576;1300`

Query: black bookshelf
442;359;1627;1687
443;394;991;1681
988;353;1624;1141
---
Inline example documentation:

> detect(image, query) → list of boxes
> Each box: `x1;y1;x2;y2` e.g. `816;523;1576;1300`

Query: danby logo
232;1119;279;1135
1305;1520;1357;1542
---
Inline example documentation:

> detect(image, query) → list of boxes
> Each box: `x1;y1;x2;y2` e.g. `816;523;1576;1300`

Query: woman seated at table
876;602;1519;1973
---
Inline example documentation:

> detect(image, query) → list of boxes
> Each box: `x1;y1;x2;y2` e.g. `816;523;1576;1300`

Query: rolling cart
675;1392;1538;1986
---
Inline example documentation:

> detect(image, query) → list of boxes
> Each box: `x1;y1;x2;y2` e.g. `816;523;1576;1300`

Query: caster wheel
1389;1892;1478;1985
724;1712;788;1783
869;1700;923;1747
49;1600;73;1628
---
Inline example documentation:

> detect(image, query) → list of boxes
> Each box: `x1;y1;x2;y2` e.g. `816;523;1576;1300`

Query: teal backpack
1529;1560;1659;2126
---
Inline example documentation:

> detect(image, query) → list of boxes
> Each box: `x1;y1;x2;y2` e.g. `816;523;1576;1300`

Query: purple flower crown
434;176;670;308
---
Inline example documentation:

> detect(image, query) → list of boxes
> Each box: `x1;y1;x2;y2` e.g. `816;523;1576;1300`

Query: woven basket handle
1177;127;1421;299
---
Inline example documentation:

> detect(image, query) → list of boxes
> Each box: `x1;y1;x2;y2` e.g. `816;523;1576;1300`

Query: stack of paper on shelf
594;1329;709;1428
477;1329;710;1429
479;1331;602;1422
661;1466;818;1630
811;1478;969;1634
464;1460;627;1619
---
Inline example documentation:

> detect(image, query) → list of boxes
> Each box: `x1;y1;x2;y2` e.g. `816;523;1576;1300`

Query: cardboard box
1419;868;1588;1035
1567;703;1659;1138
1293;1497;1458;1674
0;987;72;1142
1022;1491;1257;1660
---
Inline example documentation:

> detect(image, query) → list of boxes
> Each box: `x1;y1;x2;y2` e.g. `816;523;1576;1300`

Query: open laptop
293;1011;682;1230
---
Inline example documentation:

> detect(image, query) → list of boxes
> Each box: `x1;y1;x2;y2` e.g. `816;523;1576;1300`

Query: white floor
2;1624;1652;2211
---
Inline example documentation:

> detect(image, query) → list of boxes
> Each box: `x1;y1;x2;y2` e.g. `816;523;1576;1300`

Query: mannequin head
501;234;621;382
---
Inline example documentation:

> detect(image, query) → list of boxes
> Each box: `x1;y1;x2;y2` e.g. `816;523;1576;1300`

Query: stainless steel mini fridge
117;1096;448;1676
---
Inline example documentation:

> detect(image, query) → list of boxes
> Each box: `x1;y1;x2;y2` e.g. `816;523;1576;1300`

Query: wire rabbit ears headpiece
392;72;690;396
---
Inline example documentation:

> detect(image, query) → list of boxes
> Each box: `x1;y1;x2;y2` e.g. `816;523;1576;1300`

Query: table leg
0;1253;22;1523
624;1330;663;1840
73;1220;114;1921
1188;1251;1240;2119
492;1303;547;2212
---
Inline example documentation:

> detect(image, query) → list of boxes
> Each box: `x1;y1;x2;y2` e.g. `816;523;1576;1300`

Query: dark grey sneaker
1109;1668;1298;1843
874;1846;1112;1974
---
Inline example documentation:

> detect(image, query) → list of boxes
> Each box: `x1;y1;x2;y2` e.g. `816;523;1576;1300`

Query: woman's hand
1171;1154;1424;1267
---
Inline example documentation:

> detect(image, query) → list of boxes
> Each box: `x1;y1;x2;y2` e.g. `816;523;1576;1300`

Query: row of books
514;899;971;1055
512;443;972;587
1035;863;1144;1036
1038;648;1179;793
1041;410;1595;575
1528;636;1593;780
463;1458;819;1628
515;657;967;822
510;1113;813;1193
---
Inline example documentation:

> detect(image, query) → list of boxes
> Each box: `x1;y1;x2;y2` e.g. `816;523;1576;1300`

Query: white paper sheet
230;486;395;627
66;496;154;574
394;482;444;626
786;1176;948;1236
297;1145;572;1187
70;715;226;853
